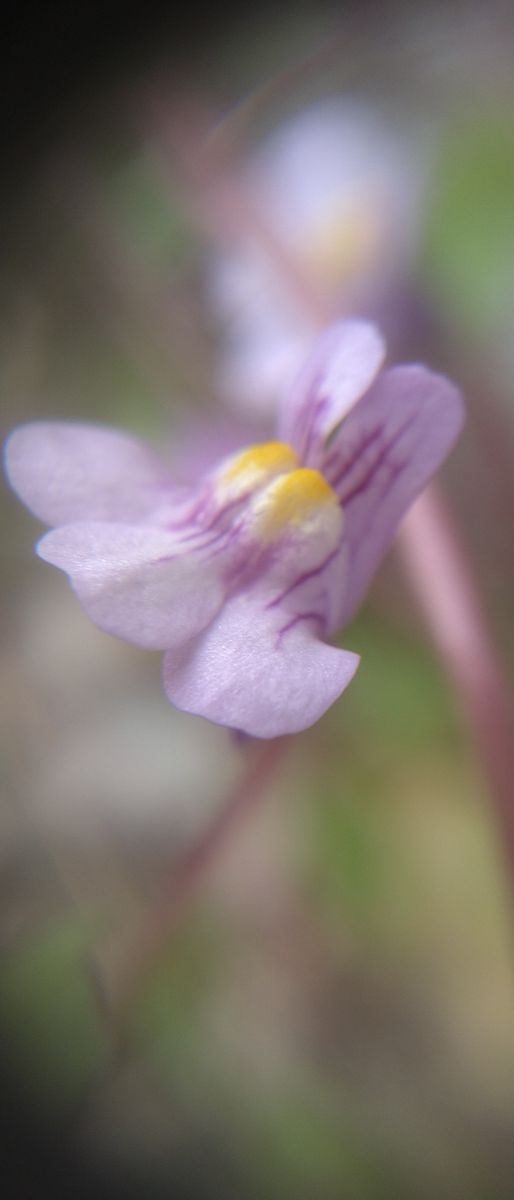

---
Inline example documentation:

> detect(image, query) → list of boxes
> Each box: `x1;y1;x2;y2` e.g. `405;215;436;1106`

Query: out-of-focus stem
110;735;289;1030
399;489;514;879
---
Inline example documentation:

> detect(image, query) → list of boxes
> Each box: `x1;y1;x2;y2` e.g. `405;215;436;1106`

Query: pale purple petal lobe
163;587;360;738
278;319;385;463
5;422;174;525
325;365;465;628
38;523;225;650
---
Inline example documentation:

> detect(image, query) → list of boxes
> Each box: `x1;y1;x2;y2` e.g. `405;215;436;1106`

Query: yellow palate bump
256;467;339;539
222;441;299;484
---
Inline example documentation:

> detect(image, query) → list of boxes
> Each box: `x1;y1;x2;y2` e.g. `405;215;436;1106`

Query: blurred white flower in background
209;96;432;414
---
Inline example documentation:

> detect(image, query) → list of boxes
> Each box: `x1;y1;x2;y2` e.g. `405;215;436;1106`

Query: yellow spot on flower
218;441;299;500
223;441;299;482
254;467;340;540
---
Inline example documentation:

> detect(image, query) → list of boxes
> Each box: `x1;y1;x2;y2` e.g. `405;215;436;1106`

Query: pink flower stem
398;489;514;884
109;735;290;1031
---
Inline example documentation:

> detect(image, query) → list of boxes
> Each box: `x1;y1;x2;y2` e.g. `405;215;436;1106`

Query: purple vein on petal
275;610;326;648
265;545;341;610
330;412;418;503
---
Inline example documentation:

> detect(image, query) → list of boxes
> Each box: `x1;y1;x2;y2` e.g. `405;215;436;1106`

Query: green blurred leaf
245;1092;390;1200
309;617;465;927
133;918;222;1056
311;780;384;918
0;913;108;1114
341;616;457;752
421;110;514;340
106;158;197;271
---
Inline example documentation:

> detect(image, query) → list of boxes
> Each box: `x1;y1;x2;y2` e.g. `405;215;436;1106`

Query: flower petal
324;365;465;628
5;422;175;525
250;98;426;271
278;319;385;463
163;586;359;738
38;522;225;650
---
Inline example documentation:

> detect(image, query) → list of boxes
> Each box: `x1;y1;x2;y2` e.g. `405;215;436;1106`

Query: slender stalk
398;490;514;881
110;735;289;1029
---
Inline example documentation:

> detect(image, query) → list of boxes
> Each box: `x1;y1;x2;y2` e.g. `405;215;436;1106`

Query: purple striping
291;367;325;447
167;519;211;542
323;445;344;473
344;452;410;568
151;523;233;566
167;491;248;539
275;609;325;648
265;545;341;611
332;412;418;504
297;395;328;460
171;527;206;544
203;493;249;532
325;425;382;484
207;516;250;559
328;426;383;492
167;504;205;532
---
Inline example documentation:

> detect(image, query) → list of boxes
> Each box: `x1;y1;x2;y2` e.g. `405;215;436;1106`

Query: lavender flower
5;321;463;739
209;98;431;412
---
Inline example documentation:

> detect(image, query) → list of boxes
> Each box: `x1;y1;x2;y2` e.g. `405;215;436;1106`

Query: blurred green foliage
106;157;198;273
0;914;108;1116
422;109;514;350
